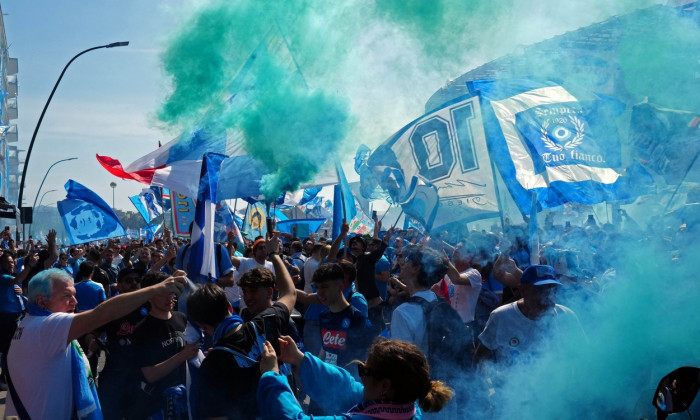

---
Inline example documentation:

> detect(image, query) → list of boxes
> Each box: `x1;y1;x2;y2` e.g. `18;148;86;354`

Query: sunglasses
357;361;380;378
120;276;141;285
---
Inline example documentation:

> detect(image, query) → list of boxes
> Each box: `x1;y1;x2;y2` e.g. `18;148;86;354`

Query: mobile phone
262;314;278;347
266;217;275;236
372;210;377;220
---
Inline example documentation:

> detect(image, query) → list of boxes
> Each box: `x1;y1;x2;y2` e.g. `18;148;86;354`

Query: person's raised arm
163;227;173;246
372;216;381;240
328;223;348;262
25;238;34;256
44;230;58;270
12;253;38;286
295;289;322;306
367;227;394;265
267;233;296;313
226;231;237;258
230;253;242;269
149;247;177;274
68;271;187;344
443;250;477;286
492;254;522;288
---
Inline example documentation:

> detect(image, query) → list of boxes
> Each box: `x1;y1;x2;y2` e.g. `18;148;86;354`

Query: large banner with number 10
366;94;500;231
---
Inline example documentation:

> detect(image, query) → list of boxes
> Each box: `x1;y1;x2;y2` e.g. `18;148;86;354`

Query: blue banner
275;218;326;238
472;79;643;215
242;202;267;239
172;192;196;237
57;180;127;245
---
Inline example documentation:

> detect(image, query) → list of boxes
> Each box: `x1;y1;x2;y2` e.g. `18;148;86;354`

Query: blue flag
189;153;227;284
275;218;326;238
214;201;245;244
129;195;150;224
57;180;127;245
333;161;358;239
472;79;642;215
141;187;163;221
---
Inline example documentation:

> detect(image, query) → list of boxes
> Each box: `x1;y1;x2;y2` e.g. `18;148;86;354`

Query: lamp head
106;42;129;48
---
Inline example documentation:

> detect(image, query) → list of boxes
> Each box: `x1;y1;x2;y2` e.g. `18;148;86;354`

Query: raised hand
266;233;281;256
277;335;304;367
259;341;280;374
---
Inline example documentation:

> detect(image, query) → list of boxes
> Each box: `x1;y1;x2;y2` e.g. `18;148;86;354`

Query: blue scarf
213;315;243;344
27;304;103;420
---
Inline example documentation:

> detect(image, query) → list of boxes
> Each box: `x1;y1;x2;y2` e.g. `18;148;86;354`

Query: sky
2;1;191;210
1;0;666;213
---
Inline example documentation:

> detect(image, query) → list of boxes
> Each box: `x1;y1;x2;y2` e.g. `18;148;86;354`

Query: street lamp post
36;189;57;209
16;41;129;242
27;157;78;237
110;182;117;209
28;189;56;240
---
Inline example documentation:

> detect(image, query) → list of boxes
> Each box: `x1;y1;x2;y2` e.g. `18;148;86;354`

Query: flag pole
339;186;347;224
529;192;539;265
265;202;273;238
664;149;700;213
378;204;392;224
489;157;506;232
392;209;404;229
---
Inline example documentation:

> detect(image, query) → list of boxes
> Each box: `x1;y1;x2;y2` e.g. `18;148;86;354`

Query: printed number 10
408;102;478;183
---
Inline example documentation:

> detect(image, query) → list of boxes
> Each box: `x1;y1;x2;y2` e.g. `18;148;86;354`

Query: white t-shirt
436;268;482;323
390;289;437;356
478;302;579;363
237;257;275;276
303;258;320;293
6;312;75;420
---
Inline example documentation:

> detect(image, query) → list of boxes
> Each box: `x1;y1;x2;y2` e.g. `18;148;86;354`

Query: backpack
410;295;472;380
474;275;501;335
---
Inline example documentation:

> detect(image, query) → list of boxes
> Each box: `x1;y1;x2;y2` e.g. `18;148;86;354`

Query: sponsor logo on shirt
162;333;185;348
322;330;347;349
117;321;136;336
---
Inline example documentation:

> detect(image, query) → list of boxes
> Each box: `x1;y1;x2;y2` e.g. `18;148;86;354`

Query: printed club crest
540;115;585;151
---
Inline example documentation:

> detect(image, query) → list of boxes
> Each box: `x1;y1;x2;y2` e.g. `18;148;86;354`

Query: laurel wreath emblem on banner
540;116;585;151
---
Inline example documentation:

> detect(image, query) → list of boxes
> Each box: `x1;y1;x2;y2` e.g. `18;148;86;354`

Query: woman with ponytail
258;336;454;419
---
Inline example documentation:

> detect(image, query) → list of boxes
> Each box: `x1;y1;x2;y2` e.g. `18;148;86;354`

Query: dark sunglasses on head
357;361;380;378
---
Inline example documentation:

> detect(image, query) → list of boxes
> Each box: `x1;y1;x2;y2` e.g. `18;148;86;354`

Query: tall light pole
36;189;57;209
28;189;56;239
110;181;117;209
16;41;129;242
27;157;77;239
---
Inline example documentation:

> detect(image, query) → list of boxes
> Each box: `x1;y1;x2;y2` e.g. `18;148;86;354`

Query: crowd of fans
0;208;662;419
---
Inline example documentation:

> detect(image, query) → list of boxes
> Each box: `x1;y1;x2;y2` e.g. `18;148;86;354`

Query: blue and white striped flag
189;153;227;284
472;79;641;214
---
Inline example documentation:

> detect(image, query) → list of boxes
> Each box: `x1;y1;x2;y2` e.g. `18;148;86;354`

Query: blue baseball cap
520;264;562;286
